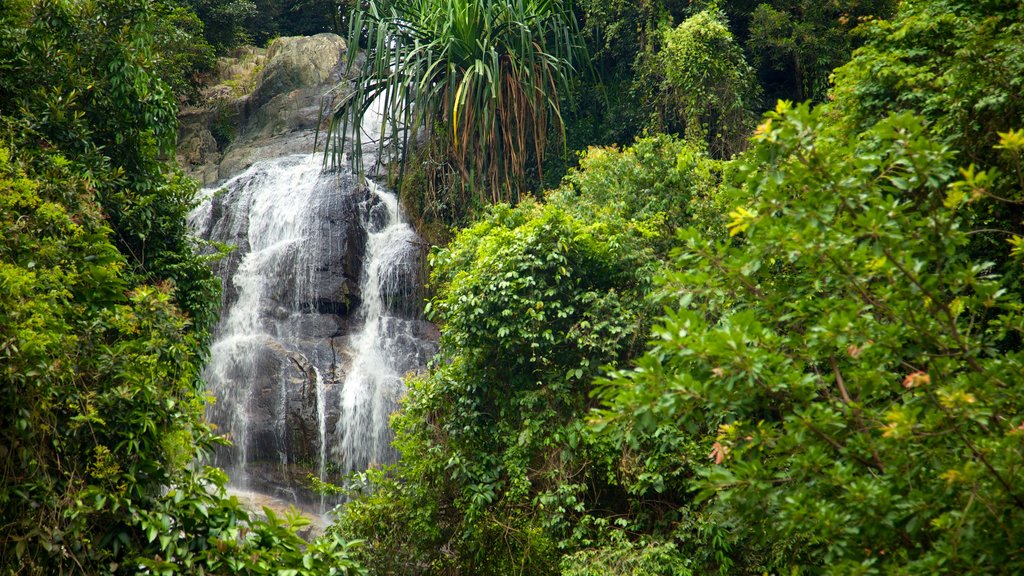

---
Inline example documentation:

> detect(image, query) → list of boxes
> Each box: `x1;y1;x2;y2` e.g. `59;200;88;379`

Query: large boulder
177;34;347;185
251;34;347;111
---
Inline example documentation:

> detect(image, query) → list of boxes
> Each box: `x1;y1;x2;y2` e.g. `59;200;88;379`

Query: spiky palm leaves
327;0;587;204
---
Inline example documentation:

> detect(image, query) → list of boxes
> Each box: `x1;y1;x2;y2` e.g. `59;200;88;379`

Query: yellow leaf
939;469;961;484
943;186;966;209
949;297;964;319
1009;235;1024;259
727;206;756;237
752;118;773;141
995;128;1024;152
867;255;887;271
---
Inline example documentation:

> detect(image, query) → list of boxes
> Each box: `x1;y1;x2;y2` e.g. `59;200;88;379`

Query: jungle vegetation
2;0;1023;574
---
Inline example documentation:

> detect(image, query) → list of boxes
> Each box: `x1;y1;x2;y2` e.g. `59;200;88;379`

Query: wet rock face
193;171;367;315
182;35;438;509
192;161;438;507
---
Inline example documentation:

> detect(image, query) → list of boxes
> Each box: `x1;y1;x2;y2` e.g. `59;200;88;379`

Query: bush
598;101;1024;573
335;138;716;574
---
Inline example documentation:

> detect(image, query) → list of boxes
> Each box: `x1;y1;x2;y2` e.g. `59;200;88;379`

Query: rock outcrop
177;33;347;186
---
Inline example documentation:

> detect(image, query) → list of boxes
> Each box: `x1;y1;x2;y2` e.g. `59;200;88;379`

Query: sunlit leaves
598;101;1024;572
726;206;756;237
995;128;1024;152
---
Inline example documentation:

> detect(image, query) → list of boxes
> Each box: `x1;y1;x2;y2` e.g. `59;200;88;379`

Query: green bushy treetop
0;0;219;336
649;9;761;158
598;101;1024;572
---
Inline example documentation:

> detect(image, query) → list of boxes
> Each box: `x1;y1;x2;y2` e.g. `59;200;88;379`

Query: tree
831;0;1024;294
327;0;590;206
184;0;259;51
599;99;1024;573
650;9;761;157
151;1;217;103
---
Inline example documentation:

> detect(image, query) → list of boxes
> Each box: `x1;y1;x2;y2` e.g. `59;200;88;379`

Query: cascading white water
189;148;434;507
335;182;422;473
190;154;326;489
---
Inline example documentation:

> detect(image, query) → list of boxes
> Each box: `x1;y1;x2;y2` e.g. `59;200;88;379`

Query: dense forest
2;0;1023;574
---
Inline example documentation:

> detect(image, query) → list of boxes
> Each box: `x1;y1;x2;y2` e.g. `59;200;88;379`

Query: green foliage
743;0;895;103
185;0;259;51
831;0;1024;294
414;199;656;572
0;134;178;570
335;138;716;574
185;0;346;53
551;135;723;250
151;2;217;103
0;0;220;340
329;0;590;204
831;0;1023;152
563;0;892;161
563;0;686;148
560;531;692;576
599;101;1024;572
0;1;366;573
647;9;761;157
339;3;1024;573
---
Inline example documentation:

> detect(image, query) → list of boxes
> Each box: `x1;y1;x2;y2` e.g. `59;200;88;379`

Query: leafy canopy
598;100;1024;572
0;0;366;572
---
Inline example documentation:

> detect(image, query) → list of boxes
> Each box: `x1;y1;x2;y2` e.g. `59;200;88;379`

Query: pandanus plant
325;0;588;204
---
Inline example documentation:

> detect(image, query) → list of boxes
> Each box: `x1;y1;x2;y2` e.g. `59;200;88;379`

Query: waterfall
336;181;423;473
189;152;435;508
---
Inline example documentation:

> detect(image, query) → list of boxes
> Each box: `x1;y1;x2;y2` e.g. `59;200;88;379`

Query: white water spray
335;181;422;473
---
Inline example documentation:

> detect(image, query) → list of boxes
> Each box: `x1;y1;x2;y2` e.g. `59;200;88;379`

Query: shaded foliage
185;0;347;52
565;0;893;157
737;0;895;103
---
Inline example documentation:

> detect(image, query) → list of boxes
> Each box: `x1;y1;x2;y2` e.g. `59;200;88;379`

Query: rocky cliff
177;33;347;185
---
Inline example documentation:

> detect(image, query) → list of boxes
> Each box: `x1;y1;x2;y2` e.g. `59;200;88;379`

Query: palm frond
324;0;589;205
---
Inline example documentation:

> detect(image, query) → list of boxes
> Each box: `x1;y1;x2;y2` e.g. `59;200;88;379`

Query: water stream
189;150;434;510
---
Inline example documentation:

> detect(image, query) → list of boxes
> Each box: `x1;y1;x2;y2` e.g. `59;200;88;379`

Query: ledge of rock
177;33;347;186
